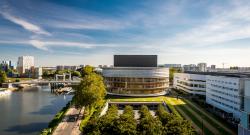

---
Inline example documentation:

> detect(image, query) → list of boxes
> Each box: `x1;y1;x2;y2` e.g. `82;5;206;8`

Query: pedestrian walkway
53;107;84;135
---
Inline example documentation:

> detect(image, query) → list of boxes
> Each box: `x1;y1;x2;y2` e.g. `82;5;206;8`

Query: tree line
83;104;195;135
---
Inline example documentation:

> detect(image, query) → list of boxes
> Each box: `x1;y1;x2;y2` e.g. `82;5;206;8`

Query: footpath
53;107;84;135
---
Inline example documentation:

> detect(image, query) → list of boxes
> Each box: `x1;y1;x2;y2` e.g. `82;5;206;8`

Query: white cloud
162;1;250;47
28;39;122;50
29;40;48;51
0;11;51;36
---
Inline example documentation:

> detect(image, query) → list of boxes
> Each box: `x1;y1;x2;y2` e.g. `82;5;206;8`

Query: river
0;86;73;135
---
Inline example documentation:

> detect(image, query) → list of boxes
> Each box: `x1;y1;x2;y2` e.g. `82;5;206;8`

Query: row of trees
42;65;97;79
42;70;81;78
83;105;194;135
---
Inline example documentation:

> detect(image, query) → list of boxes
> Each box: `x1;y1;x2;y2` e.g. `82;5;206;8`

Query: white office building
173;73;206;95
174;72;250;132
17;56;34;75
197;63;207;72
206;75;245;120
238;80;250;135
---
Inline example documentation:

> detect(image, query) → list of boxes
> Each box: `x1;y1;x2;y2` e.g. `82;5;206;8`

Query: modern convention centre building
102;55;169;96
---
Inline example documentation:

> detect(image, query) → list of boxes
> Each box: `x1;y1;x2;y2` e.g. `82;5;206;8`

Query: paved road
53;107;84;135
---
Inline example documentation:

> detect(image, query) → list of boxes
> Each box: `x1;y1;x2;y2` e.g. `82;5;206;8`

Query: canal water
0;86;73;135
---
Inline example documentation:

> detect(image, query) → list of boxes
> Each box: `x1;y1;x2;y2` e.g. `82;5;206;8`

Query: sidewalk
53;107;84;135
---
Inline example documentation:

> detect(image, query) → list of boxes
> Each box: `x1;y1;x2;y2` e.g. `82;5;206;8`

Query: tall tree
97;105;118;135
75;66;106;112
137;105;163;135
115;106;137;135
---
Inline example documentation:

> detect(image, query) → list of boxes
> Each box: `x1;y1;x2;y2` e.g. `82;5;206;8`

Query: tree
115;106;137;135
137;105;163;135
0;70;7;85
71;71;81;77
98;105;118;135
81;65;94;77
75;66;106;112
156;105;194;135
169;67;182;84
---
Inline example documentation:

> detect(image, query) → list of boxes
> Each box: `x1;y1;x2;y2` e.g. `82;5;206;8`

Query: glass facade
102;67;169;95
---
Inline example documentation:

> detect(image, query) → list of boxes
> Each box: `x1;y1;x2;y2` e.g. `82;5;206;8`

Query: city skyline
1;0;250;67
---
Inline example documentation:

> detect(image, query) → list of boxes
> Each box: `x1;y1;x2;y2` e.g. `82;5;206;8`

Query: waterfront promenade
53;107;84;135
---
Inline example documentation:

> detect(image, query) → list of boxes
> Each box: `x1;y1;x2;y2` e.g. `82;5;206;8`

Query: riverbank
0;87;73;135
40;101;72;135
0;88;11;97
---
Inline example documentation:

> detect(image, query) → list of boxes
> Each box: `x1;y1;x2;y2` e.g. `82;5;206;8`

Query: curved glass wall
103;67;169;95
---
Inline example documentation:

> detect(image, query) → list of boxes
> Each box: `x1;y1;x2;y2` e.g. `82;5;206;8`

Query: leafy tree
169;67;182;84
97;105;118;135
80;65;94;77
0;70;7;85
114;106;137;135
156;104;194;135
75;66;106;112
137;105;163;135
43;70;57;79
71;71;81;77
166;118;194;135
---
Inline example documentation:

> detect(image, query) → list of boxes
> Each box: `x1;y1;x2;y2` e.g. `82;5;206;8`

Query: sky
0;0;250;67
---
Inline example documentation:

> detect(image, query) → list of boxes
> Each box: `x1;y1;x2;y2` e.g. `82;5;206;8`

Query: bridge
9;80;81;85
2;79;81;89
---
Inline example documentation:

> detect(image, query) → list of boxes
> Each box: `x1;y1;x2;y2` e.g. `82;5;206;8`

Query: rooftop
184;71;250;78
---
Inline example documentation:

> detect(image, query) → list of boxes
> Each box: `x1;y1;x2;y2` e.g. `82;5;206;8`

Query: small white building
173;73;206;95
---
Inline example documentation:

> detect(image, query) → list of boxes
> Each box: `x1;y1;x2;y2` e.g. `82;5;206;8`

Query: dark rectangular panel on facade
114;55;157;67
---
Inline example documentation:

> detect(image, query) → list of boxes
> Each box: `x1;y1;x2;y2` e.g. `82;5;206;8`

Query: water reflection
0;86;72;135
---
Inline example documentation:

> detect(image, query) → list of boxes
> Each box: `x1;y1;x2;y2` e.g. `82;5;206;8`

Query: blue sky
0;0;250;67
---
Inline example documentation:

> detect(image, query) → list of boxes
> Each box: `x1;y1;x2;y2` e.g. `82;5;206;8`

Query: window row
208;88;239;99
177;80;205;88
211;98;239;111
208;83;238;92
210;93;239;105
207;79;237;85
